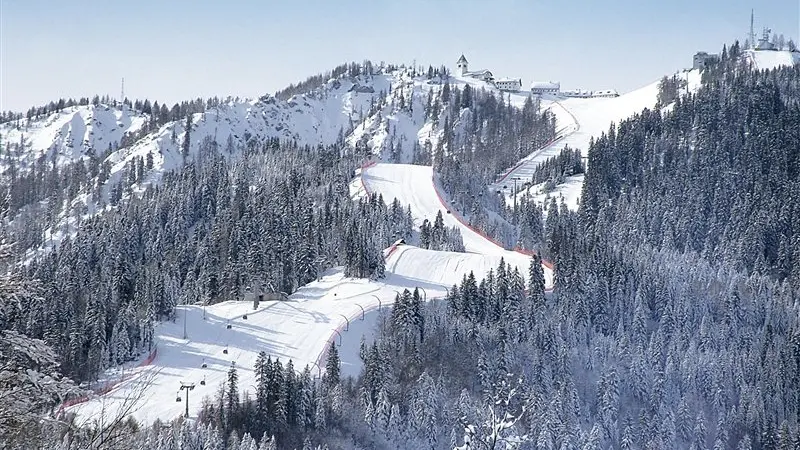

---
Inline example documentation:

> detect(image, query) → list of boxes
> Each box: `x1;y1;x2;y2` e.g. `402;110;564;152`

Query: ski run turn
67;161;554;425
69;49;800;424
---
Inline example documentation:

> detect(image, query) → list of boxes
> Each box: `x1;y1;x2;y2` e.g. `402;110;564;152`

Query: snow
69;240;551;424
69;160;553;426
745;49;800;71
491;70;703;211
0;105;146;171
531;81;560;90
529;174;585;211
363;163;551;280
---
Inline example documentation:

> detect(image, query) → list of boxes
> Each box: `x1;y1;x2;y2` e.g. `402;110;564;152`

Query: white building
593;89;619;98
495;78;522;91
530;81;560;95
561;89;593;98
456;54;494;82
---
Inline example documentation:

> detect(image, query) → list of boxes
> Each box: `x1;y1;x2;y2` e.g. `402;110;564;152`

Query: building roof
756;39;775;50
464;69;493;77
530;81;560;90
495;78;521;83
457;54;468;64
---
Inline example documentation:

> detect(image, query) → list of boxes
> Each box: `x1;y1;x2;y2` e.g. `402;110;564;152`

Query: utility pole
179;382;196;418
183;306;187;339
120;77;125;107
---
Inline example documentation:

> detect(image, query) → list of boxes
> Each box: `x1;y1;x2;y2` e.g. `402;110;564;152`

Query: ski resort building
531;81;561;95
558;89;619;98
693;51;720;70
495;78;522;91
456;55;494;82
756;28;776;50
593;89;619;98
561;89;593;98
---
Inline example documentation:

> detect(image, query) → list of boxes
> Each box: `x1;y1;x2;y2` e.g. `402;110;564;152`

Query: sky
2;0;799;112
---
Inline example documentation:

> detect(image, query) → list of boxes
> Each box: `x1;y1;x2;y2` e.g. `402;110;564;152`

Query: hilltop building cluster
456;55;522;91
456;54;618;98
693;10;799;70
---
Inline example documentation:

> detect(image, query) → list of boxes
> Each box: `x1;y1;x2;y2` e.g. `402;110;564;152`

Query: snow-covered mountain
0;104;148;171
0;66;543;258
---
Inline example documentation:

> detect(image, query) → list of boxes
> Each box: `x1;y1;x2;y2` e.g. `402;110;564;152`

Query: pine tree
182;113;193;161
226;365;240;431
323;342;340;390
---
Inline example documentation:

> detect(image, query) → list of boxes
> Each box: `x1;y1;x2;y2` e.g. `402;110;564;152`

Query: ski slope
68;163;554;425
362;163;553;278
70;240;552;425
493;70;702;210
746;49;800;71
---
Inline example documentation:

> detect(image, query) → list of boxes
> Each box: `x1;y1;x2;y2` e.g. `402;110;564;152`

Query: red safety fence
430;172;555;272
359;159;378;195
56;345;158;416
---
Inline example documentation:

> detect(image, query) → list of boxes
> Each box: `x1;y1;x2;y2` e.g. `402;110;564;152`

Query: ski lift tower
178;382;196;418
243;278;265;310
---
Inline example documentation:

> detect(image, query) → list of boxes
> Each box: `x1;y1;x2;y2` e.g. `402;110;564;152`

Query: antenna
120;77;125;106
750;9;755;49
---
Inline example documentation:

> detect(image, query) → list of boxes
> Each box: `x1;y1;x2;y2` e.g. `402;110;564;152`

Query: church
456;54;522;91
456;54;494;82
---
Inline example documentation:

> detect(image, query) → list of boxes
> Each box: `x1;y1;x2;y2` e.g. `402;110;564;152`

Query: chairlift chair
200;376;206;386
223;348;228;355
226;322;232;329
242;314;248;320
175;392;182;402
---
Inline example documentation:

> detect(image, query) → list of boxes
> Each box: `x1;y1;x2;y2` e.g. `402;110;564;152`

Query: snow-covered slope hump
746;49;800;71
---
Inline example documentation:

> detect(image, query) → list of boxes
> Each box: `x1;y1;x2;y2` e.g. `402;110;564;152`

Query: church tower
456;54;468;76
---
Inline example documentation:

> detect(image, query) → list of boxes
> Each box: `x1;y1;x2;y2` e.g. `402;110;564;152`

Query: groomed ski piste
67;158;554;425
499;49;799;211
65;48;798;427
491;70;702;211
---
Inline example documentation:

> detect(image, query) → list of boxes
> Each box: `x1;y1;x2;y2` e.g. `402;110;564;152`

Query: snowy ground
746;49;800;71
58;61;731;426
492;69;702;211
69;163;553;425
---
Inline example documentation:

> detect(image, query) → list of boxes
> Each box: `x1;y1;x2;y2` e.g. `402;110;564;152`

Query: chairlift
200;376;206;386
242;314;248;320
223;348;229;355
226;322;232;329
201;360;208;368
175;392;182;402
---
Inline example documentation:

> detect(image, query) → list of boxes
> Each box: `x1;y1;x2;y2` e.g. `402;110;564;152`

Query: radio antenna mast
120;77;125;107
749;9;756;49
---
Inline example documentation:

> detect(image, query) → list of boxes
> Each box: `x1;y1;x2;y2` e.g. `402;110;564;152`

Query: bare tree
454;375;530;450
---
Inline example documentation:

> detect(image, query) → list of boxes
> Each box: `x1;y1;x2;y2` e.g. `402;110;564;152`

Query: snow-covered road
495;71;703;210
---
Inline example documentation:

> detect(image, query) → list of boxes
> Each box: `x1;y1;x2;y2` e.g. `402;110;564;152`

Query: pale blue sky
2;0;799;112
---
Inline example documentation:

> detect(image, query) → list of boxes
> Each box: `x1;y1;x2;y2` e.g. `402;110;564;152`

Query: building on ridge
455;54;495;82
495;78;522;91
755;27;776;50
530;81;561;95
693;51;720;70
